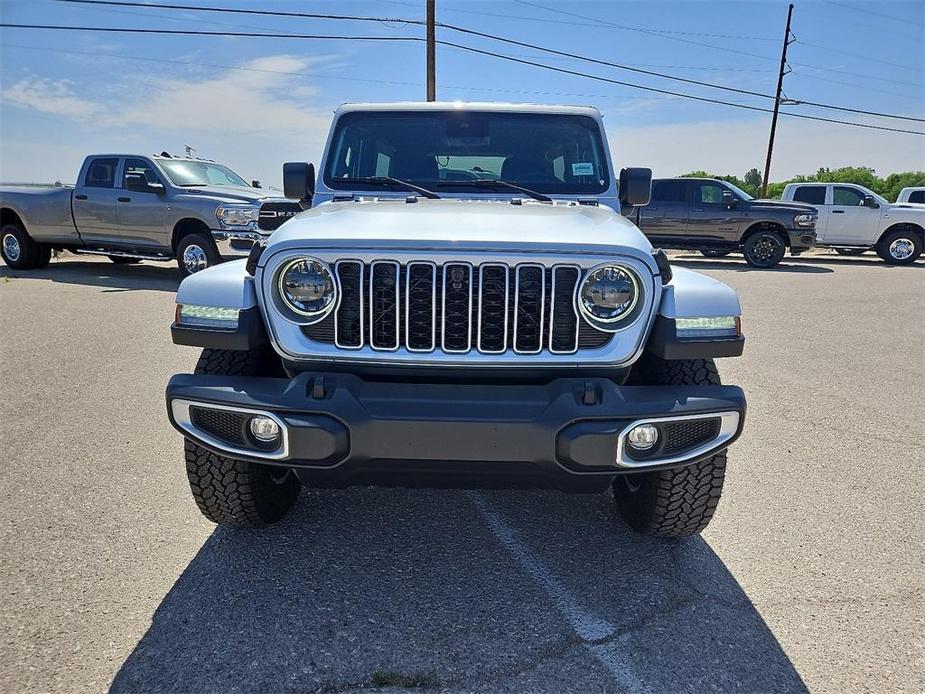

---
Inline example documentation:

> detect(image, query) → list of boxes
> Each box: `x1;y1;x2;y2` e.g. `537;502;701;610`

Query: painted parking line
467;492;644;692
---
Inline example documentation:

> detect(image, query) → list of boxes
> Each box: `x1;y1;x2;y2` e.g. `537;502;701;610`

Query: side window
84;158;119;188
909;190;925;204
123;158;160;187
651;180;685;203
833;186;866;206
792;186;826;205
694;182;726;204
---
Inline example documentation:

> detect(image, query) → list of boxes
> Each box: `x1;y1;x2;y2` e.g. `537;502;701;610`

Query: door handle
118;197;131;202
74;194;87;200
832;210;844;214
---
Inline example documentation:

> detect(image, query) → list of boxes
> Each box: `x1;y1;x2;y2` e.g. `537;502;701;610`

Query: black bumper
166;372;746;492
787;229;816;254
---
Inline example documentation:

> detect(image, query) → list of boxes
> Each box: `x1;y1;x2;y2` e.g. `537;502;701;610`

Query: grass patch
370;670;437;689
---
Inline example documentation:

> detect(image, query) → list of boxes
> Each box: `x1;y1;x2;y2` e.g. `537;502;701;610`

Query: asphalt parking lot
0;251;922;693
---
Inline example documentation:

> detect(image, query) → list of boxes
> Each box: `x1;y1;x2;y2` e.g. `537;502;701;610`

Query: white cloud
607;115;925;180
3;77;100;119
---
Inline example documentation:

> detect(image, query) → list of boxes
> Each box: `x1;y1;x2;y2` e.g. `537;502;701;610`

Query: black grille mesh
335;261;363;347
550;266;580;353
443;264;472;352
479;265;508;353
663;418;721;454
257;202;302;231
514;265;544;353
407;263;436;351
190;407;247;445
370;262;399;348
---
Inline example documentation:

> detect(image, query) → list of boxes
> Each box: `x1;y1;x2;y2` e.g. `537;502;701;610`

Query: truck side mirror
251;179;262;189
619;167;652;207
283;162;315;209
722;189;738;208
125;172;165;195
862;194;880;209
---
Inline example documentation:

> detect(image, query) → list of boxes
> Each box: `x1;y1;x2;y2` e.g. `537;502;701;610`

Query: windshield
159;160;249;187
323;110;610;195
725;181;754;201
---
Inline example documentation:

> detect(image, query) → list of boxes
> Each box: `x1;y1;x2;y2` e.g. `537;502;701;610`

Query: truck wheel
742;230;786;268
108;256;141;265
613;356;727;538
876;228;922;265
1;223;48;270
184;348;300;527
176;233;221;276
700;249;732;257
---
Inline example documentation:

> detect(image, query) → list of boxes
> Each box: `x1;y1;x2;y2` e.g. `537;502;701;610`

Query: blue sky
1;0;923;187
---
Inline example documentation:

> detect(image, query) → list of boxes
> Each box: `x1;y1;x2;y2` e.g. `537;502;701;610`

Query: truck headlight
577;264;640;328
793;213;816;228
277;256;337;320
216;205;260;227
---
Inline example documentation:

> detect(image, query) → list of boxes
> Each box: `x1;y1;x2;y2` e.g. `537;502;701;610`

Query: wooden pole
762;3;794;197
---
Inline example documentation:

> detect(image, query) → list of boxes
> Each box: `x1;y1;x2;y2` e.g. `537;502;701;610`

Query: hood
890;202;925;211
747;198;817;213
265;198;653;256
174;185;284;204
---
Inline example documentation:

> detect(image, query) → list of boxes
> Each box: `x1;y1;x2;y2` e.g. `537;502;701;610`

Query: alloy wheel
2;233;21;262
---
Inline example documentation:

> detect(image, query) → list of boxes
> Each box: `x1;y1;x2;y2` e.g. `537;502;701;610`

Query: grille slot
369;261;399;350
189;407;247;446
514;264;545;354
303;261;617;355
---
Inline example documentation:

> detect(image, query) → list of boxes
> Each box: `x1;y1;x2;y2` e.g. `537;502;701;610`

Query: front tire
742;229;786;268
175;232;221;276
876;228;922;265
1;223;49;270
184;348;300;527
613;356;728;537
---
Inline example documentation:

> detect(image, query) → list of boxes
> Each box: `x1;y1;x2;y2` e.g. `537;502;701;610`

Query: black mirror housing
251;179;262;189
862;194;879;209
125;172;164;194
619;167;652;207
722;189;737;207
283;162;315;209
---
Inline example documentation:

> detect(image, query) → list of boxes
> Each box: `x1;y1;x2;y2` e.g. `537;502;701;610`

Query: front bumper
787;228;817;255
211;229;270;258
166;372;746;492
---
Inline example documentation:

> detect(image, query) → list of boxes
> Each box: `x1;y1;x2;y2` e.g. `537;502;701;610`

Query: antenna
184;144;196;158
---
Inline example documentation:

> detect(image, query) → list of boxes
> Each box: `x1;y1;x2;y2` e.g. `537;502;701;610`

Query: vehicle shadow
670;256;833;274
785;254;924;269
0;257;182;292
109;488;806;693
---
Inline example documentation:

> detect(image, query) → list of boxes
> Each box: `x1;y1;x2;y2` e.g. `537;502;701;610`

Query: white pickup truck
780;182;923;264
896;187;925;205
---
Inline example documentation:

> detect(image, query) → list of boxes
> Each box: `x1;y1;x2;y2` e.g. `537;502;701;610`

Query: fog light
627;424;658;450
249;416;280;443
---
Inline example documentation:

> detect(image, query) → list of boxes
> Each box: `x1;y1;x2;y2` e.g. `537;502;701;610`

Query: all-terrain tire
613;356;728;538
176;232;221;276
876;227;922;265
742;228;786;268
1;223;48;270
183;347;300;527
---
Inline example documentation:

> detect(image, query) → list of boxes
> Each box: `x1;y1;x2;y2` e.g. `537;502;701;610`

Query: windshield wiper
340;176;440;199
438;179;552;202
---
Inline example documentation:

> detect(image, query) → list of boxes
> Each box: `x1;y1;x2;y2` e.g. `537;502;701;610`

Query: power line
0;23;423;42
794;39;920;72
438;41;923;135
824;0;925;28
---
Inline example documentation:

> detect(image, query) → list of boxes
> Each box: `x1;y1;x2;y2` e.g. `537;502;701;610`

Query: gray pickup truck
0;153;302;275
624;177;818;268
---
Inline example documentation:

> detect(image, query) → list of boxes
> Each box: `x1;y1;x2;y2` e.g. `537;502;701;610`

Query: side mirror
283;162;315;209
618;167;652;207
251;179;262;189
862;194;879;209
722;189;738;208
125;172;165;195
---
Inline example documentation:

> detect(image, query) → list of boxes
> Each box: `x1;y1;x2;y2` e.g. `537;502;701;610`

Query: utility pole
761;3;794;197
426;0;436;101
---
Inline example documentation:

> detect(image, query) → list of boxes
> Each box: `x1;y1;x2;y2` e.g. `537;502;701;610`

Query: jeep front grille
304;261;612;355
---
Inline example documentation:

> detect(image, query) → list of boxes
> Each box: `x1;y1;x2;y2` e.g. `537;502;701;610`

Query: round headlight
277;257;337;318
578;264;639;325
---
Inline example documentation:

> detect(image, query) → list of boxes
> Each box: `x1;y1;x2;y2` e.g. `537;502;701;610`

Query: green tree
743;168;763;196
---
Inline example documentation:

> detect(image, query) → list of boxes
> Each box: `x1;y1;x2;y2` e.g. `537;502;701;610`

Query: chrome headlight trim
575;263;642;332
274;255;338;325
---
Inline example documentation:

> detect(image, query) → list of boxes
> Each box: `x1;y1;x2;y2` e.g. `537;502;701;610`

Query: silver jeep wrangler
166;102;746;537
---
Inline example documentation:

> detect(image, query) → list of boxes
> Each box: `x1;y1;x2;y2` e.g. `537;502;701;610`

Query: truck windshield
159;160;250;188
323;110;610;196
725;182;754;201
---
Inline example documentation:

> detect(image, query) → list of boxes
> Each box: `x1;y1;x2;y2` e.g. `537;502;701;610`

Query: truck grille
258;202;302;231
304;261;612;354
